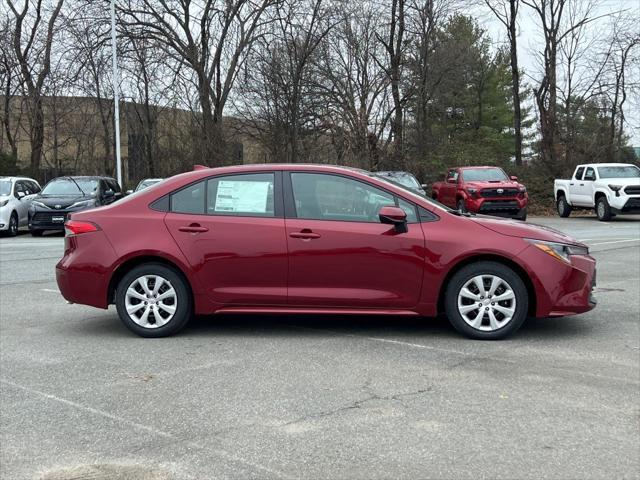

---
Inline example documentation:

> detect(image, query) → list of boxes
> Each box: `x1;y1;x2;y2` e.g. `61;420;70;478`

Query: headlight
31;201;47;209
526;239;589;263
519;186;527;193
0;199;8;208
608;184;622;192
70;199;96;209
467;188;478;196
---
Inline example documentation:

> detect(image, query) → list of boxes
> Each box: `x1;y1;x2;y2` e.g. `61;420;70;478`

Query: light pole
110;0;122;187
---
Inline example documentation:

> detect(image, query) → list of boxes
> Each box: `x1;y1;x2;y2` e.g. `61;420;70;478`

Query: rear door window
171;181;206;214
206;173;275;217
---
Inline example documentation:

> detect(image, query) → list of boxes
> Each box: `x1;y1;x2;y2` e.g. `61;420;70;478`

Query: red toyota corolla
56;164;596;339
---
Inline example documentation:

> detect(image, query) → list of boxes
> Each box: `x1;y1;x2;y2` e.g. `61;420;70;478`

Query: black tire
557;195;572;218
516;207;527;221
596;196;612;221
8;212;18;236
444;261;529;340
457;199;466;213
30;229;44;237
115;263;192;337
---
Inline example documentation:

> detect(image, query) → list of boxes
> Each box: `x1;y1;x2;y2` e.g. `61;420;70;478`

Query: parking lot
0;216;638;480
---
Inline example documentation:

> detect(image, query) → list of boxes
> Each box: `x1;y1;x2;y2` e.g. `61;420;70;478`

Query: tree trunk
509;0;523;166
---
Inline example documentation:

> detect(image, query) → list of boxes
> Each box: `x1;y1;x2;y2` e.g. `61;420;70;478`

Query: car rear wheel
457;199;467;213
596;196;612;221
445;261;528;340
557;195;572;217
115;263;192;337
8;212;18;236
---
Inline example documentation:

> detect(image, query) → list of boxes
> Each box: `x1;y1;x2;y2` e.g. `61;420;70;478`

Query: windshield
374;172;422;190
462;168;508;182
0;180;11;196
366;173;452;212
42;178;98;195
597;166;640;179
136;179;162;191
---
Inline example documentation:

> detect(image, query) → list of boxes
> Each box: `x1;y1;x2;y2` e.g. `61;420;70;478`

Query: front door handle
290;230;321;239
569;183;574;186
178;224;209;233
580;183;584;186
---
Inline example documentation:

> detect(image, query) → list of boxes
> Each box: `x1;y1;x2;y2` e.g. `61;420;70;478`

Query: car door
13;181;33;225
568;166;585;204
163;172;288;306
284;172;426;309
442;169;459;207
574;167;596;206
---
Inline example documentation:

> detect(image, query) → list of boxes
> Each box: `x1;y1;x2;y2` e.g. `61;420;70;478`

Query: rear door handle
569;183;574;186
178;224;209;233
289;231;321;239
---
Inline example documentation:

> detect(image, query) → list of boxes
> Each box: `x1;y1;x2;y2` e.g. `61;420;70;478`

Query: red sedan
56;164;596;339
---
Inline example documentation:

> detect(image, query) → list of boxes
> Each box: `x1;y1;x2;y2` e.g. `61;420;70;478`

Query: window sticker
215;180;271;213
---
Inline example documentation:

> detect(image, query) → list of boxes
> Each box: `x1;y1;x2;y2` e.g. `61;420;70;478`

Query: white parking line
40;288;59;293
589;239;640;246
0;379;294;479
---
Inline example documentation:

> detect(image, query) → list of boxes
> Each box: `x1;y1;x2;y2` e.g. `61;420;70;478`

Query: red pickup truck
431;166;528;220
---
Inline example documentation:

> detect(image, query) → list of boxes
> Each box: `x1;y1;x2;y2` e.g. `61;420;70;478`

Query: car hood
34;194;94;208
465;180;522;190
471;215;584;246
601;177;640;186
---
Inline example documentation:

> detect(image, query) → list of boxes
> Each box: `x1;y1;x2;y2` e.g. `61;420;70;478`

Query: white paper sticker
215;180;271;213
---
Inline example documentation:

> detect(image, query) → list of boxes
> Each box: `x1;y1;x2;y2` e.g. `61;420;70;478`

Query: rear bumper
55;231;117;309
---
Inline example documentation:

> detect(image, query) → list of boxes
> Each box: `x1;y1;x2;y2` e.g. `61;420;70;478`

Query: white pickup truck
554;163;640;221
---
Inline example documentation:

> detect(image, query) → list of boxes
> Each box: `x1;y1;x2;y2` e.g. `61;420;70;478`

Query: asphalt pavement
0;215;639;480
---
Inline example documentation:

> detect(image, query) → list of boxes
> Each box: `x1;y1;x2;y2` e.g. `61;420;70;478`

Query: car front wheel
445;261;528;340
115;263;192;337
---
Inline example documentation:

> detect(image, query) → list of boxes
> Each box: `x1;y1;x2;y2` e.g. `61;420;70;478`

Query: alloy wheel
457;274;516;332
124;275;177;328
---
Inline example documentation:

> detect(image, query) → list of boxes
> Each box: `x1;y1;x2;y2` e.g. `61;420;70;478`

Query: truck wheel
516;207;527;221
457;199;467;213
596;196;612;221
557;195;572;218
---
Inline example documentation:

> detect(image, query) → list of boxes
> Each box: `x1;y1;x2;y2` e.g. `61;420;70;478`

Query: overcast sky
476;0;640;146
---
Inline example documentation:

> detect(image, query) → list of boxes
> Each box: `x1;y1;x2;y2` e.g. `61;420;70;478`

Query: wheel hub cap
457;274;516;332
125;275;177;329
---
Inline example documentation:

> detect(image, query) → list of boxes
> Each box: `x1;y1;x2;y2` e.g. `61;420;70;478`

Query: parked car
0;176;41;236
431;166;528;220
29;176;123;236
126;178;164;195
371;171;426;195
554;163;640;221
56;164;596;340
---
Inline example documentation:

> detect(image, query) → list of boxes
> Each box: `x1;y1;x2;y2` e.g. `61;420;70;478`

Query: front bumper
0;207;12;230
610;195;640;214
520;245;597;318
29;207;91;231
464;196;528;218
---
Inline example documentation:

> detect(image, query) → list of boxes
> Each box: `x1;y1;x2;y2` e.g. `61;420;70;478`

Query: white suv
554;163;640;221
0;177;42;236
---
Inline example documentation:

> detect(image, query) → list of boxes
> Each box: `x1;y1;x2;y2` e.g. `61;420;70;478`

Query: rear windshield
42;178;98;195
0;180;11;196
462;168;508;182
597;166;640;179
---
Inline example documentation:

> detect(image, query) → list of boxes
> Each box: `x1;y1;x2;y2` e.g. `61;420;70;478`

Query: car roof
0;176;39;182
458;166;504;170
48;175;116;181
579;163;636;168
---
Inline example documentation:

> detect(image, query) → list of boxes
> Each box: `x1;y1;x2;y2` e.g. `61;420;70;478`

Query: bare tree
0;15;21;159
523;0;596;170
484;0;523;165
119;0;278;166
6;0;64;174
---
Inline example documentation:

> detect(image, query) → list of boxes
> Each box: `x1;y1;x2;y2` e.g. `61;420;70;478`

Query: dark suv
29;176;123;236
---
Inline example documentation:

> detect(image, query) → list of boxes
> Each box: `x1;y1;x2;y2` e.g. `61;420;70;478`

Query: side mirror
379;206;408;233
421;183;429;190
447;177;456;184
126;189;133;195
16;191;25;199
510;175;518;181
104;189;115;198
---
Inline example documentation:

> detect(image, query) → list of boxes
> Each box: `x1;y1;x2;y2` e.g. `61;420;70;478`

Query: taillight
65;220;99;236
